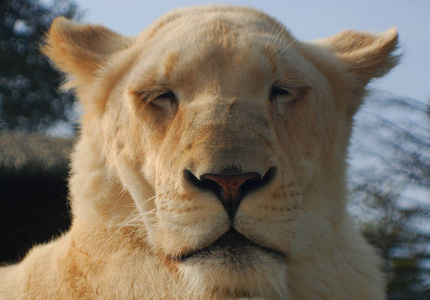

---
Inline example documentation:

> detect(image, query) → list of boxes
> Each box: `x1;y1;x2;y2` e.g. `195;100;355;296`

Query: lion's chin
175;229;285;262
176;229;288;299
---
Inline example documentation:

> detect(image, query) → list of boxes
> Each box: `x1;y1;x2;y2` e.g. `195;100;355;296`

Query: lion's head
43;5;398;298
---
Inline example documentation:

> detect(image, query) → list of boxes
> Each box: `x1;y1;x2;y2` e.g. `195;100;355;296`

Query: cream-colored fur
0;5;399;299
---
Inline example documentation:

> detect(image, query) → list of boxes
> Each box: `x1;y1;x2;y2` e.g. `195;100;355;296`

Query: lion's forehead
137;6;293;47
138;10;292;67
125;9;307;102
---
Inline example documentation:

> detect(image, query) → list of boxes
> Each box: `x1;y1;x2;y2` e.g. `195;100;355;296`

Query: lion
0;5;399;299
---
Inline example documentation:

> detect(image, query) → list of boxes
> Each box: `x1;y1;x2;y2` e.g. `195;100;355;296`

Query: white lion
0;5;398;299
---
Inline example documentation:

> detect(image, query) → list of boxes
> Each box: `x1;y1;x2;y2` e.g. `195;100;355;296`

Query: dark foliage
0;131;74;263
0;0;80;131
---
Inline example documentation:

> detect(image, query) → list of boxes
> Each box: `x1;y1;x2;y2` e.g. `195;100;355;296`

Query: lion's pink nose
200;172;261;219
184;167;276;220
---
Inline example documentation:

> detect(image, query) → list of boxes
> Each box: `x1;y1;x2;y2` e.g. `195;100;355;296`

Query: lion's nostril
201;172;260;219
184;167;276;220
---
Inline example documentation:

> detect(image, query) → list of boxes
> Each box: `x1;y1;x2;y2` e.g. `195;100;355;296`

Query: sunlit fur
0;5;399;299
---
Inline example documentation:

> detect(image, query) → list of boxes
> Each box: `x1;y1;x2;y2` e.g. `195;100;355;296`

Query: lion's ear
42;17;131;83
316;27;399;87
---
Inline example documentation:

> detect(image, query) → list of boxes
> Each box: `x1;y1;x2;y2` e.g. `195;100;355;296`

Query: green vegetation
351;95;430;298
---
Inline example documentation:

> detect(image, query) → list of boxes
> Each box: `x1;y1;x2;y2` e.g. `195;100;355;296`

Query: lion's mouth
173;229;285;262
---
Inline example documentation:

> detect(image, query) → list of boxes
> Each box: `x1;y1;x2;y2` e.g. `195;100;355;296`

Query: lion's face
44;5;398;298
105;14;341;295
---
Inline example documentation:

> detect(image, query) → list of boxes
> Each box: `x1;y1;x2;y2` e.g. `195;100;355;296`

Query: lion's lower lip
173;229;285;261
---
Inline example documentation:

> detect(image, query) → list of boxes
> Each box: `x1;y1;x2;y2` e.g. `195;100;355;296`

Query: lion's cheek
235;202;299;255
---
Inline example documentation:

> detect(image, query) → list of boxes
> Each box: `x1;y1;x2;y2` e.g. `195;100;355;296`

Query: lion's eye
269;86;293;102
151;91;177;111
269;86;297;116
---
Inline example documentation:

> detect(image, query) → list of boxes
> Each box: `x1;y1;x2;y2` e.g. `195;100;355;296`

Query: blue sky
72;0;430;103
